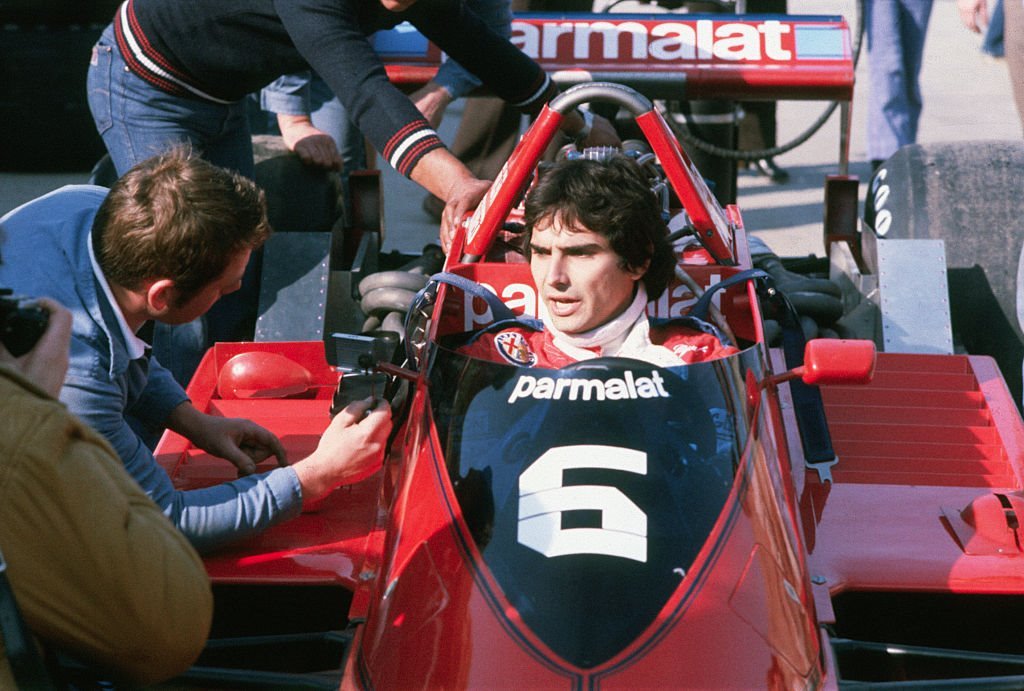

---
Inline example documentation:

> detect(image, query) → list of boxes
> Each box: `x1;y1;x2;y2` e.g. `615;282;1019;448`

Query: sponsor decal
671;342;711;359
462;276;722;330
508;370;670;404
871;167;892;237
518;445;648;562
494;332;537;367
511;19;795;64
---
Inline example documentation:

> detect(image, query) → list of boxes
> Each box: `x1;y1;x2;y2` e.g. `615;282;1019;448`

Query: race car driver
460;155;737;368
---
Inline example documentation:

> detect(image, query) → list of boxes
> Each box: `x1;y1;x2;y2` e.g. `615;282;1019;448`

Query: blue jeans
87;22;260;385
983;0;1006;57
864;0;934;162
87;24;254;178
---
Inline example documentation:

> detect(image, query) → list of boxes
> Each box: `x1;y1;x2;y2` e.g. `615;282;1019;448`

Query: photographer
0;294;213;685
0;148;392;554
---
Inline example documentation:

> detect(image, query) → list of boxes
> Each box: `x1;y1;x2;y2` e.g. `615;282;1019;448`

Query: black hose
622;0;867;161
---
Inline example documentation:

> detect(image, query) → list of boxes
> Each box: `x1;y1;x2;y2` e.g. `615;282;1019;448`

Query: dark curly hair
522;155;675;299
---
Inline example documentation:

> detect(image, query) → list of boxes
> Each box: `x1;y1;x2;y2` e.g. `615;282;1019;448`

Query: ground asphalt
1;0;1020;262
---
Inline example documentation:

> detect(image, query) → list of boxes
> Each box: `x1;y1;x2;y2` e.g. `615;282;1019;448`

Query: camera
0;288;49;357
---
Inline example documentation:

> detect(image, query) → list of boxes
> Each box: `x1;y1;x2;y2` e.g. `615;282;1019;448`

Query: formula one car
151;13;1024;690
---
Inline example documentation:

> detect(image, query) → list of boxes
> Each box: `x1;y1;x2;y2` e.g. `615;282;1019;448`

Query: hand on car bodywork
440;177;492;254
277;113;343;170
408;147;493;254
168;402;289;476
293;396;392;505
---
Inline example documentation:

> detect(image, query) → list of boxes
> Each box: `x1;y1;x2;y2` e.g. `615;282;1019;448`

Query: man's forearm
408;147;479;201
165;400;206;439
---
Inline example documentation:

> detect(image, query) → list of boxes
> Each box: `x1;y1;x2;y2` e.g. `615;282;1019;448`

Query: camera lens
0;296;49;357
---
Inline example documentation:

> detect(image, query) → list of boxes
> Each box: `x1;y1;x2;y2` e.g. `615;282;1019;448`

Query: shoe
753;158;789;184
421;193;444;222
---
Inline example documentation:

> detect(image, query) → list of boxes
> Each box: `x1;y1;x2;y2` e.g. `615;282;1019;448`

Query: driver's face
529;218;644;335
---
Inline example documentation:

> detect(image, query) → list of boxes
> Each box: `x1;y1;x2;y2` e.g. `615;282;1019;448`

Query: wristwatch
573;108;594;146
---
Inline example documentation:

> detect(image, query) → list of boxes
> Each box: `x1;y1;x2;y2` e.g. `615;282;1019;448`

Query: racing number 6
517;445;648;563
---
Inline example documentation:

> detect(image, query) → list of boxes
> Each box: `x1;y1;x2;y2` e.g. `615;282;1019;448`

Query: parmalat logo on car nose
508;371;670;404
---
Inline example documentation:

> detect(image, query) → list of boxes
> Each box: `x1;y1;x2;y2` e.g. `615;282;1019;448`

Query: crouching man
0;148;391;553
0;278;211;685
462;155;736;367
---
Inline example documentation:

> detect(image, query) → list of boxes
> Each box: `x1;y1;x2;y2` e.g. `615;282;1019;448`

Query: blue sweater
0;186;303;553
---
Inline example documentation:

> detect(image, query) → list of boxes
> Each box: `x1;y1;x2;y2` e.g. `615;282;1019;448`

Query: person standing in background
960;0;1024;134
738;0;789;184
982;0;1006;58
864;0;934;171
86;0;616;385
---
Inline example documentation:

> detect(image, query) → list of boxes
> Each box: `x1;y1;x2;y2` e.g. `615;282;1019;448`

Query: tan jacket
0;365;212;686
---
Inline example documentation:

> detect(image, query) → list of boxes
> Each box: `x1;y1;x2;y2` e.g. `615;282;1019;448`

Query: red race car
154;14;1024;690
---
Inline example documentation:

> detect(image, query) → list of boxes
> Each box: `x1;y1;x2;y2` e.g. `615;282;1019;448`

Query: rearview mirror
772;338;876;387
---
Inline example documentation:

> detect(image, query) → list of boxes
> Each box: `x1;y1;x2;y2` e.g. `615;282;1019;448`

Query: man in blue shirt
0;148;392;553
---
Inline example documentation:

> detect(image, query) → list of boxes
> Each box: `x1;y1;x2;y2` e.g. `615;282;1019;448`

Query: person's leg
451;97;522;180
306;73;367;217
983;0;1005;57
865;0;932;164
200;104;256;179
87;23;254;177
308;75;367;176
1004;0;1024;134
865;0;899;164
897;0;933;148
88;24;188;175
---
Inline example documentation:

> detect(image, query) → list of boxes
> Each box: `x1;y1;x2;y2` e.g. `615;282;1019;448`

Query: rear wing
377;13;855;170
378;14;854;101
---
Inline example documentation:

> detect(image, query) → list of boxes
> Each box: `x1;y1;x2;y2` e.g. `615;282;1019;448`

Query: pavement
1;0;1020;261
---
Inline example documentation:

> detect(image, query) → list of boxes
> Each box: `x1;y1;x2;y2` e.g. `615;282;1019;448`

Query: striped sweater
112;0;555;177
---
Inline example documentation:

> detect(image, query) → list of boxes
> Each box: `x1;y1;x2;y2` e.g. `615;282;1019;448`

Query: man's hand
293;397;393;503
410;80;454;129
440;178;492;254
0;297;71;398
277;114;343;170
407;148;492;254
168;403;288;476
958;0;989;32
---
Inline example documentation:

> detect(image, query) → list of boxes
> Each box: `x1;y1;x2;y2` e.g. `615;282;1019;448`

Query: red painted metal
460;105;563;262
151;37;1024;681
636;109;736;263
801;339;876;386
805;352;1024;598
155;342;382;586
